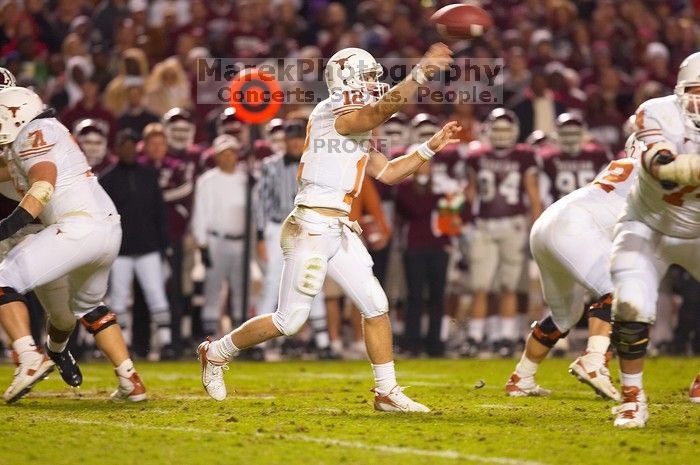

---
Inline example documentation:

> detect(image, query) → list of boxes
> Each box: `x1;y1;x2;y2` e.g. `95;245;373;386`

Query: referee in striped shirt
254;120;332;357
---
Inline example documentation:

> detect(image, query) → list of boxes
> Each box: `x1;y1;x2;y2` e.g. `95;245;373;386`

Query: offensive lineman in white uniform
609;52;700;428
0;87;145;403
506;138;641;401
199;44;457;411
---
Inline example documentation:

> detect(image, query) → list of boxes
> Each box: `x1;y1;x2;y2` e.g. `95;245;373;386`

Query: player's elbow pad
657;153;700;186
26;180;54;206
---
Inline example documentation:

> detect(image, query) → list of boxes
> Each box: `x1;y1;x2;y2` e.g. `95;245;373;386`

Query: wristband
415;142;435;161
411;66;429;85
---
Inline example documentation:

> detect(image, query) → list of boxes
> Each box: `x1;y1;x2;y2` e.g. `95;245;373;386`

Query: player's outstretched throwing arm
0;159;54;241
335;43;453;135
366;121;462;185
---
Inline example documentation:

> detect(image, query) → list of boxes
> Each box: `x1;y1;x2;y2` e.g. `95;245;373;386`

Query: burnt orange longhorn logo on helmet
1;104;24;117
333;54;356;70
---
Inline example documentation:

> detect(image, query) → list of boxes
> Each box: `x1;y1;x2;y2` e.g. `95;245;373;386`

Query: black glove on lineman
0;206;34;242
200;247;212;268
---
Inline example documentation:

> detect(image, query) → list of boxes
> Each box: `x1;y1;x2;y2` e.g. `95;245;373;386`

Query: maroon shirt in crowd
466;142;538;219
395;180;451;251
539;142;611;201
61;103;116;145
139;154;193;242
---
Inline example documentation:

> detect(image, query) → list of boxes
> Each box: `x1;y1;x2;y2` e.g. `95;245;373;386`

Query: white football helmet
324;47;389;100
411;113;440;144
0;67;16;90
74;118;109;167
379;113;408;149
0;87;44;145
163;107;195;151
556;112;585;154
675;52;700;132
485;108;519;149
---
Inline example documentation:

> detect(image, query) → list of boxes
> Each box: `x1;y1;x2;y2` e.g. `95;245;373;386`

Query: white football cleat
613;386;648;428
568;352;621;401
505;372;551;397
689;373;700;403
111;370;147;402
373;386;430;412
198;339;229;401
3;349;54;403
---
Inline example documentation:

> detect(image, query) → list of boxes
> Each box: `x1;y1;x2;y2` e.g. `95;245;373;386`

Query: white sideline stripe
291;372;448;380
477;404;526;410
31;416;546;465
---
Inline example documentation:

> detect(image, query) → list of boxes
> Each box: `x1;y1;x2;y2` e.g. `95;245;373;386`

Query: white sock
314;331;330;350
515;354;539;378
586;335;610;354
585;335;609;365
330;340;343;354
372;361;397;395
47;335;68;353
486;316;500;341
208;334;239;362
115;359;135;378
468;318;485;342
620;371;643;390
12;335;37;354
157;326;172;345
501;317;519;341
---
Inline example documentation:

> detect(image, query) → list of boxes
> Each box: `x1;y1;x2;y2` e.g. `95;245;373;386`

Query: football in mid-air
430;4;493;39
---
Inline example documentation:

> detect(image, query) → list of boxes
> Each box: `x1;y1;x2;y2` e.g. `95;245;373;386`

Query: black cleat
159;343;182;361
44;343;83;387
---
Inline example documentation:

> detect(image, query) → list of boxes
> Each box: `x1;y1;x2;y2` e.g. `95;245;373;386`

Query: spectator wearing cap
100;128;175;359
191;135;248;336
117;78;160;136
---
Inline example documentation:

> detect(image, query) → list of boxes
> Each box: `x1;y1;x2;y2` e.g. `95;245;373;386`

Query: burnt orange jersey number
28;130;47;148
594;159;634;192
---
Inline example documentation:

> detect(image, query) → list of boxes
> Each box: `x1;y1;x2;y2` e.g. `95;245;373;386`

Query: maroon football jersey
431;144;468;194
540;142;611;201
466;142;538;219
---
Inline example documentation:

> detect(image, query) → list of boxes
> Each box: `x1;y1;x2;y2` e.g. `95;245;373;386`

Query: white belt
292;207;363;235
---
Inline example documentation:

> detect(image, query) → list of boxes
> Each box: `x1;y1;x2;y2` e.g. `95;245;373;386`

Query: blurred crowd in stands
1;0;699;361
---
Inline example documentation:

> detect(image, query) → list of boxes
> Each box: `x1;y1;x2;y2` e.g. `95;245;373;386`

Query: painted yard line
24;392;276;401
26;416;547;465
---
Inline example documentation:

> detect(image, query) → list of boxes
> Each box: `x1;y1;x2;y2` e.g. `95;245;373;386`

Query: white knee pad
272;306;311;336
613;276;655;324
360;277;389;319
296;255;327;297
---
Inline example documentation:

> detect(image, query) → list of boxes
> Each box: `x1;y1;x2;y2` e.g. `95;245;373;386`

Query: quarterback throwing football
199;44;459;412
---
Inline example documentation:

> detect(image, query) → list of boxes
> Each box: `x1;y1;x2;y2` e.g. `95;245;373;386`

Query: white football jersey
295;89;372;213
623;95;700;238
548;158;639;235
3;117;117;225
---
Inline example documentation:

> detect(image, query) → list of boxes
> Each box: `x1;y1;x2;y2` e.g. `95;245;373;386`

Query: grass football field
0;357;697;465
